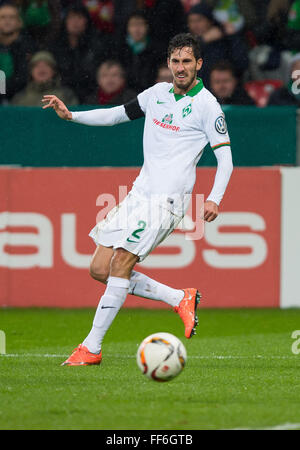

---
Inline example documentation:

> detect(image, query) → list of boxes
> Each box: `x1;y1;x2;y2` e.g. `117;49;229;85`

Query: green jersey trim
169;78;204;101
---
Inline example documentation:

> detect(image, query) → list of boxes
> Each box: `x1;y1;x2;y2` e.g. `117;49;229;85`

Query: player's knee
89;263;109;283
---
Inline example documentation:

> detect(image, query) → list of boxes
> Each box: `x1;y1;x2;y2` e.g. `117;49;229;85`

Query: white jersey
71;78;232;216
132;79;230;214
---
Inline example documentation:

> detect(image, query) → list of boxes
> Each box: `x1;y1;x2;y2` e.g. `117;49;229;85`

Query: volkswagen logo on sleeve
215;116;228;134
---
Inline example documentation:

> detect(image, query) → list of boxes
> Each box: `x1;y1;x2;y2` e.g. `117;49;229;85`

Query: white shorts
89;191;183;262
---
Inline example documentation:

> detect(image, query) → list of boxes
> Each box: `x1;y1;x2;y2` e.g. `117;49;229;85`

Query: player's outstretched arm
42;95;72;120
42;95;145;127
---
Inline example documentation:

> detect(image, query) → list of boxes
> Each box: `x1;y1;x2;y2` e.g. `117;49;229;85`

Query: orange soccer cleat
174;288;201;339
61;344;102;366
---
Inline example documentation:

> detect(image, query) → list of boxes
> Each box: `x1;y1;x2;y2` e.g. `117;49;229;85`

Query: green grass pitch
1;307;300;430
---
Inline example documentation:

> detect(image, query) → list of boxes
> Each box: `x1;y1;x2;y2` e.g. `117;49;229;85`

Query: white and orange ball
136;332;187;382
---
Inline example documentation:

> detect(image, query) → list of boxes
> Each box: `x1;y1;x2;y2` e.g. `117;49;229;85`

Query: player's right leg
83;247;138;353
89;244;113;283
61;245;112;366
62;247;137;366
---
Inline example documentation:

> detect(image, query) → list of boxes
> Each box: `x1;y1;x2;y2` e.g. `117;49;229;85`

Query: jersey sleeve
202;98;231;151
71;105;130;126
137;86;155;114
123;86;154;120
206;146;233;205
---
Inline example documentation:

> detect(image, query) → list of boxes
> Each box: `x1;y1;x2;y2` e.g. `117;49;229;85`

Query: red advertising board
0;167;281;308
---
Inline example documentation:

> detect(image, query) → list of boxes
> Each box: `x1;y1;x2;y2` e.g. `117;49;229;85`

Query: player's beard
173;68;198;92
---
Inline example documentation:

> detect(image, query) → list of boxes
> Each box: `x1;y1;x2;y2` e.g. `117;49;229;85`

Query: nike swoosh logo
101;306;116;309
126;238;139;243
131;282;137;295
157;100;165;104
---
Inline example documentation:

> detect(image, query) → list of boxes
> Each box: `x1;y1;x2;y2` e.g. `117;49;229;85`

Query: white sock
83;276;130;354
128;271;184;307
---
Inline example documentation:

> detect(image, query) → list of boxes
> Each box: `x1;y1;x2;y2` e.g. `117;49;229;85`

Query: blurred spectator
136;0;186;47
117;10;162;93
209;61;255;105
182;0;245;33
268;54;300;105
15;0;62;49
11;50;78;106
82;0;114;34
246;1;293;84
113;0;136;38
213;0;245;35
268;0;292;49
244;79;283;107
235;0;262;33
49;2;111;102
84;60;136;105
180;0;202;14
284;0;300;52
61;0;136;38
0;1;36;100
244;0;292;50
156;64;173;83
187;3;249;87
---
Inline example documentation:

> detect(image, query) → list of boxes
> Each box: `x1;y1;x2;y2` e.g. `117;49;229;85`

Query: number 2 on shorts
127;220;146;242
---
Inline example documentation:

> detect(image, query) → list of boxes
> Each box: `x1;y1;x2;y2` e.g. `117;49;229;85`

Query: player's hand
42;95;72;120
204;201;218;222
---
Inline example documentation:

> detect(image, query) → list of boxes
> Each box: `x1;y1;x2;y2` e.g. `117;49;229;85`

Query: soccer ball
136;332;187;382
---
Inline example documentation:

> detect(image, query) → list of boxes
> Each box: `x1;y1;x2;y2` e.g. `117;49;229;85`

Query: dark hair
65;2;91;22
63;1;92;40
167;33;202;61
98;60;126;78
210;61;237;77
0;1;19;11
127;10;148;25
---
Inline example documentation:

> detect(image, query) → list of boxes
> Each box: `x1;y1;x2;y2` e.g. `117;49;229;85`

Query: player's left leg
128;271;184;307
89;245;189;309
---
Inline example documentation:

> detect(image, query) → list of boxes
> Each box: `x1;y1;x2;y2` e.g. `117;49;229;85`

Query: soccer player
42;33;233;366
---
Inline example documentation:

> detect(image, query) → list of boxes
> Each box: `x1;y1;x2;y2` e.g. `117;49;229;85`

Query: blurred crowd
1;0;300;107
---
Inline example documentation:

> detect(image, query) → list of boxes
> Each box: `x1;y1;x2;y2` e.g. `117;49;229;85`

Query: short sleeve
202;98;231;151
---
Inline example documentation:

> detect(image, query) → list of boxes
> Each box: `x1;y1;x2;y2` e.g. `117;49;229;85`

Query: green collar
169;78;204;101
